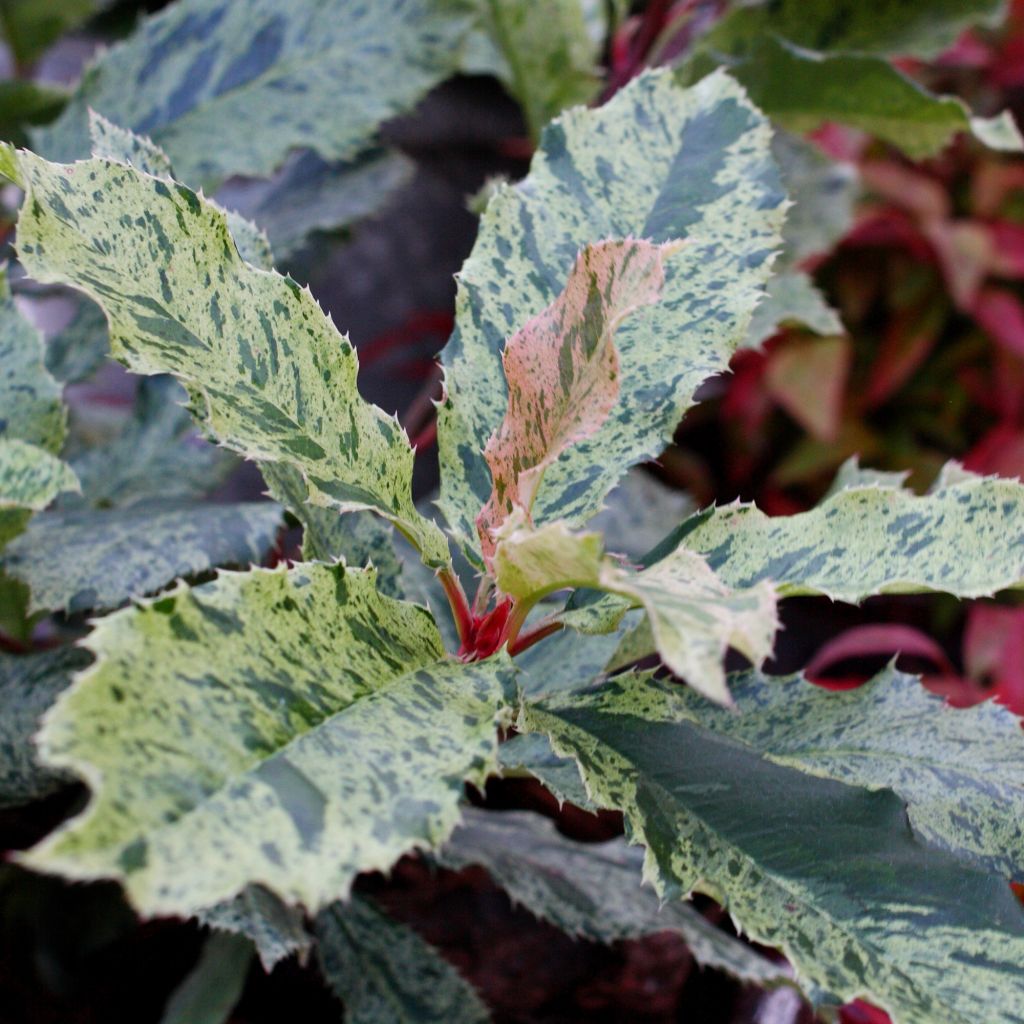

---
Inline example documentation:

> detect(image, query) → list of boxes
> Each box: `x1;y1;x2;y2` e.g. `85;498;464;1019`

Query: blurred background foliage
1;1;1023;1022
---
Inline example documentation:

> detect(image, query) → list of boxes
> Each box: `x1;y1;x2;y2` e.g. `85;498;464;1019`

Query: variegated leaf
23;563;515;915
66;377;234;510
673;465;1024;602
515;610;641;699
713;37;1022;159
45;298;110;384
0;438;78;512
259;462;404;596
34;0;475;190
744;271;843;348
440;807;792;987
823;456;910;497
520;671;1024;1022
0;267;65;454
438;69;786;559
497;732;596;809
225;146;415;261
316;894;491;1024
477;238;681;564
700;0;1006;61
199;885;311;971
495;518;777;704
585;468;693;562
669;664;1024;880
0;143;451;568
2;500;283;613
772;132;857;270
464;0;600;141
0;647;90;808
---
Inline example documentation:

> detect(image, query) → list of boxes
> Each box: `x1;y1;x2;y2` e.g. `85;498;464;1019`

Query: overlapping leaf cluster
2;2;1024;1023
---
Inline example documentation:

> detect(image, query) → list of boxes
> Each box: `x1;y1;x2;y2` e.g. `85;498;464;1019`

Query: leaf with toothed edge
437;69;787;562
22;563;515;916
0;266;66;454
33;0;477;191
668;664;1024;881
0;438;78;517
64;376;235;510
698;0;1007;61
440;807;793;987
477;238;682;566
0;647;91;809
700;37;1024;160
669;462;1024;603
316;893;491;1024
519;670;1024;1022
2;500;284;614
494;516;778;705
199;885;311;971
0;140;451;568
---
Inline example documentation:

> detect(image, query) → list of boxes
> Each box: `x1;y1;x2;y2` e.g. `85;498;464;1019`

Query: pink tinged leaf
973;287;1024;358
764;335;851;442
806;624;955;682
923;219;993;309
964;604;1024;715
476;238;683;567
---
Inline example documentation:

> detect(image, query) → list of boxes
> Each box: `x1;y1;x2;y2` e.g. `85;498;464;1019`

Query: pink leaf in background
806;624;955;683
973;287;1024;358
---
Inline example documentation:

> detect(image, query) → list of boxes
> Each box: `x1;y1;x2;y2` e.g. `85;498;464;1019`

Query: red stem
507;619;564;657
410;419;437;452
438;568;474;648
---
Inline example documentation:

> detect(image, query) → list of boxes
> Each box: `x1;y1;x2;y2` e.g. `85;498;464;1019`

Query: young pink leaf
476;238;682;567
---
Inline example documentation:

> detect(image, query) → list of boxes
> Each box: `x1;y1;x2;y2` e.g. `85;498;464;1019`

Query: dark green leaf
316;894;490;1024
2;499;283;613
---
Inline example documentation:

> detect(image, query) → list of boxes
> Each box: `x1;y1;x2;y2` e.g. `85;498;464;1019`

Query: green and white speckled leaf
465;0;599;141
66;377;234;510
715;38;1022;159
438;69;786;559
1;144;450;568
0;268;65;453
520;672;1024;1022
260;462;403;597
823;456;910;497
497;732;596;808
228;147;415;261
773;132;857;269
744;271;843;348
440;807;791;986
35;0;474;190
477;238;681;564
159;931;253;1024
0;438;78;513
700;0;1006;61
0;647;90;808
199;885;311;971
45;298;110;384
673;466;1024;602
496;518;777;704
87;110;278;270
316;894;491;1024
584;469;693;562
23;563;515;915
671;664;1024;880
514;611;641;699
2;499;283;613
